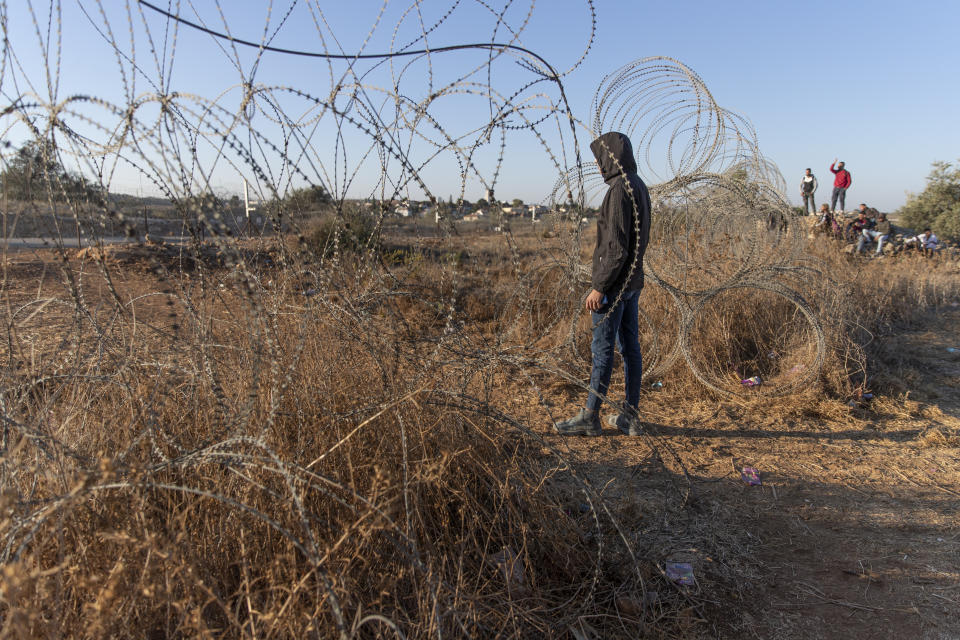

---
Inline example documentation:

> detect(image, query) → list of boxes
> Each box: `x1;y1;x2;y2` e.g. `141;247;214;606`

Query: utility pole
243;178;253;233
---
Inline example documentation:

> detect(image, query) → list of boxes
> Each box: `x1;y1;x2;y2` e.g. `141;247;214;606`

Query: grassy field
1;219;958;638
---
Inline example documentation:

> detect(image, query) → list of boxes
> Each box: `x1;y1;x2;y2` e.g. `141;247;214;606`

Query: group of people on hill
799;161;941;257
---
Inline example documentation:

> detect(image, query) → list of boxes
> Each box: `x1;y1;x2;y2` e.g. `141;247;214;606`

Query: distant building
394;200;421;217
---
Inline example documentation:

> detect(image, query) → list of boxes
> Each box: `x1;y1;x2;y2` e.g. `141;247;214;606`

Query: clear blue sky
2;1;958;212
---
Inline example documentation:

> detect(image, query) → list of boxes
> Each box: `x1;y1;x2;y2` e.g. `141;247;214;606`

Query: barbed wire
0;2;825;636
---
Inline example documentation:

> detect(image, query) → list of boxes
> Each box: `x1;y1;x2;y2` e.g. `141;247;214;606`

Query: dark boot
606;405;643;436
554;409;601;436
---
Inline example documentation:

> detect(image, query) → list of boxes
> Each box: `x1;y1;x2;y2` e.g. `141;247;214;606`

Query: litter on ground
665;562;695;586
741;467;762;486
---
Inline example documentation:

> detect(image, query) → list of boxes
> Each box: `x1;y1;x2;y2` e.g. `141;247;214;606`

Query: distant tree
475;198;488;209
0;140;98;201
283;184;331;213
511;198;524;208
228;194;242;212
719;165;768;204
305;203;377;257
897;160;960;240
172;192;227;236
178;192;225;215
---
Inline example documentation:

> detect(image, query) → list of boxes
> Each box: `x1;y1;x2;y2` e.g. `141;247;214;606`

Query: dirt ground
2;243;958;639
541;307;960;639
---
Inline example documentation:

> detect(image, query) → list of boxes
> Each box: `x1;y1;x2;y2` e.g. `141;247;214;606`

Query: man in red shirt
829;158;852;213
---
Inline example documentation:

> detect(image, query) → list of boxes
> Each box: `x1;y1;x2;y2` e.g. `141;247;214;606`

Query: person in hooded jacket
555;132;651;437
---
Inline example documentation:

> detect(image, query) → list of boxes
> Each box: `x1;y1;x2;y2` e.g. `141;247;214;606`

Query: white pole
243;179;251;219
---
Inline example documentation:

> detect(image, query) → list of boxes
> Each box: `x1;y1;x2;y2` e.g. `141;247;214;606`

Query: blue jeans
830;187;847;211
586;289;643;411
857;229;888;254
802;193;816;214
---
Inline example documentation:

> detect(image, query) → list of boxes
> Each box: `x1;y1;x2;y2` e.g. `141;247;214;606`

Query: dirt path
544;308;960;639
743;309;960;640
737;309;960;640
2;235;189;252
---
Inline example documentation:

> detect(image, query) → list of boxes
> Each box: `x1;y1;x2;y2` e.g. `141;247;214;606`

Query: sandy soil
542;307;960;639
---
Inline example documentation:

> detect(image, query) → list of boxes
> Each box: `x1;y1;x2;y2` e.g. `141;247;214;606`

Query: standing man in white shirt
799;168;818;215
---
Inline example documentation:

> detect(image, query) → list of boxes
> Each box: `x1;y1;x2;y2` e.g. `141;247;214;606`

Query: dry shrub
0;251;663;639
917;426;960;448
636;244;960;405
1;221;958;638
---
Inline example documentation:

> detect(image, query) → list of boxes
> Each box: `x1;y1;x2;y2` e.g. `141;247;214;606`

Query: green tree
1;140;97;201
305;204;377;256
284;184;331;213
897;161;960;240
511;198;524;208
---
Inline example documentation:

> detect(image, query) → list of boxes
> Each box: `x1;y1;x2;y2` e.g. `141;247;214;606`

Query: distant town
361;197;590;223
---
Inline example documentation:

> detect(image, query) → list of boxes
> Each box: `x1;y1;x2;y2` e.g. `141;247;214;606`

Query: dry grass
0;220;959;638
0;238;659;638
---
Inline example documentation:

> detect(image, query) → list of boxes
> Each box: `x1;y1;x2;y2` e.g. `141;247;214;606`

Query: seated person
814;203;836;234
903;228;940;255
844;208;873;242
856;212;894;255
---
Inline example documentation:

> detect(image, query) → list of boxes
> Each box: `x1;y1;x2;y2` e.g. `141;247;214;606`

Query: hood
590;132;637;183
